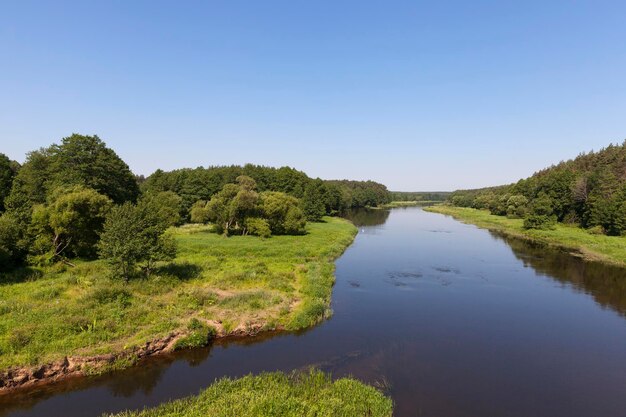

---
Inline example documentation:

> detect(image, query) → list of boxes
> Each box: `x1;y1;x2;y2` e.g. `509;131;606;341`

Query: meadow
0;217;356;373
426;205;626;266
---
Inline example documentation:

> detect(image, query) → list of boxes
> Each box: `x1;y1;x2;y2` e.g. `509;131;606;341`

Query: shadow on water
340;207;390;227
2;207;626;417
490;231;626;317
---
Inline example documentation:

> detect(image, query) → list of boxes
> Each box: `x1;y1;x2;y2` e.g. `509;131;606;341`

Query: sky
1;1;625;191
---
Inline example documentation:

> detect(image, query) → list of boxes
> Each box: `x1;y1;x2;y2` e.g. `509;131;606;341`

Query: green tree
523;193;556;230
190;200;211;224
302;180;326;221
47;134;140;204
98;203;146;281
99;201;177;281
0;214;22;271
260;191;306;235
139;191;182;227
506;194;528;218
29;186;112;261
206;176;260;235
0;153;18;212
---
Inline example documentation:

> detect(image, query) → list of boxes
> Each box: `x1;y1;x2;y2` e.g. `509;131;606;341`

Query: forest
0;134;390;274
446;142;626;235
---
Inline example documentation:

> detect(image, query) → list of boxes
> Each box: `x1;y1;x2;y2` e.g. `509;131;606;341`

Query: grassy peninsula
426;205;626;266
105;370;393;417
0;217;356;375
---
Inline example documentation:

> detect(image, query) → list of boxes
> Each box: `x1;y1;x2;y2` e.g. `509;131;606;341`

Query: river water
2;207;626;417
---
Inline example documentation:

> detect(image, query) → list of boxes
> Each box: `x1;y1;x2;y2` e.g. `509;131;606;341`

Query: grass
0;217;357;372
426;205;626;267
103;369;393;417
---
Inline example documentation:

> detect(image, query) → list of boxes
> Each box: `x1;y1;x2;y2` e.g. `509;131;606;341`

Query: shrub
245;217;271;238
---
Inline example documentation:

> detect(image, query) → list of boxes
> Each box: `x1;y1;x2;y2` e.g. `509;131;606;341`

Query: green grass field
0;217;356;372
104;370;393;417
426;205;626;266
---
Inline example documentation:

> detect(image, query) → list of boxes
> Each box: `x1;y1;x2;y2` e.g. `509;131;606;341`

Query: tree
47;134;140;204
260;191;306;235
206;176;260;235
302;180;326;221
523;193;556;230
506;195;528;218
29;186;112;261
190;200;211;224
139;191;182;227
0;153;18;212
0;214;22;271
98;201;177;281
98;203;146;281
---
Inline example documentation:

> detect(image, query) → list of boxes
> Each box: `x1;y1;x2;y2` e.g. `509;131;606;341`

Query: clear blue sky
1;1;625;191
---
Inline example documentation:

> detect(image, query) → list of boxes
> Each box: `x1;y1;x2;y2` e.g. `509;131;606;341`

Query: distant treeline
0;134;390;272
143;166;391;219
447;141;626;235
389;191;450;202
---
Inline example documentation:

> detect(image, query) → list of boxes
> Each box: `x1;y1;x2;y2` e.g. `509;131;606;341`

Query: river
2;207;626;417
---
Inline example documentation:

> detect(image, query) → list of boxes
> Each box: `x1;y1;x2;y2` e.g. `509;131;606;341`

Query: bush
523;214;556;230
245;217;271;238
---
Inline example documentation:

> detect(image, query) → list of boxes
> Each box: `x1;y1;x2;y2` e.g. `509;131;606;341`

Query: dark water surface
2;207;626;417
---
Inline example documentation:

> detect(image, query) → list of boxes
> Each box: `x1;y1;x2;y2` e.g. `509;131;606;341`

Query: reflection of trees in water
492;231;626;317
341;208;390;227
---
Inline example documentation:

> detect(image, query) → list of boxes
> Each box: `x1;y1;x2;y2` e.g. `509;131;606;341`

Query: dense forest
389;191;450;202
0;134;390;273
447;141;626;235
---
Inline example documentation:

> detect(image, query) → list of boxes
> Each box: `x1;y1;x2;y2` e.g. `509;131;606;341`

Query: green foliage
28;186;112;261
260;191;306;235
0;153;18;212
47;134;140;204
173;319;216;350
506;194;528;218
448;141;626;235
139;191;183;227
302;180;326;221
389;191;450;202
98;199;177;281
0;217;356;372
189;200;210;224
105;370;393;417
0;213;22;270
427;205;626;267
142;164;390;219
245;217;271;238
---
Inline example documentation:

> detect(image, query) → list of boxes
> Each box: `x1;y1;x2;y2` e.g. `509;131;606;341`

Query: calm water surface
2;207;626;417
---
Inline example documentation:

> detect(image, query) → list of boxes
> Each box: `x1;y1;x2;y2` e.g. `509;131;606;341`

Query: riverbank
105;369;393;417
425;205;626;267
0;217;357;392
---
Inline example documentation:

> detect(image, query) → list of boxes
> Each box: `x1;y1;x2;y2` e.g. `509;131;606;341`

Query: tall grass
104;369;393;417
0;217;356;372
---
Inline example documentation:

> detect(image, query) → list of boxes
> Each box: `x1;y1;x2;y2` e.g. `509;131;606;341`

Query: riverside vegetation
105;370;393;417
433;141;626;266
0;134;382;386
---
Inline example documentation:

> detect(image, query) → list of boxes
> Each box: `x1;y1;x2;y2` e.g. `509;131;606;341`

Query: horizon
2;1;625;190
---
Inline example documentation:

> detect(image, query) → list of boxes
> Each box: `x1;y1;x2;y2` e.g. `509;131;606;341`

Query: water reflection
340;207;389;227
493;232;626;316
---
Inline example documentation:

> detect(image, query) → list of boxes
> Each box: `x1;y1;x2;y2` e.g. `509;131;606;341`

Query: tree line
0;134;391;275
447;141;626;234
389;191;451;202
142;166;391;221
